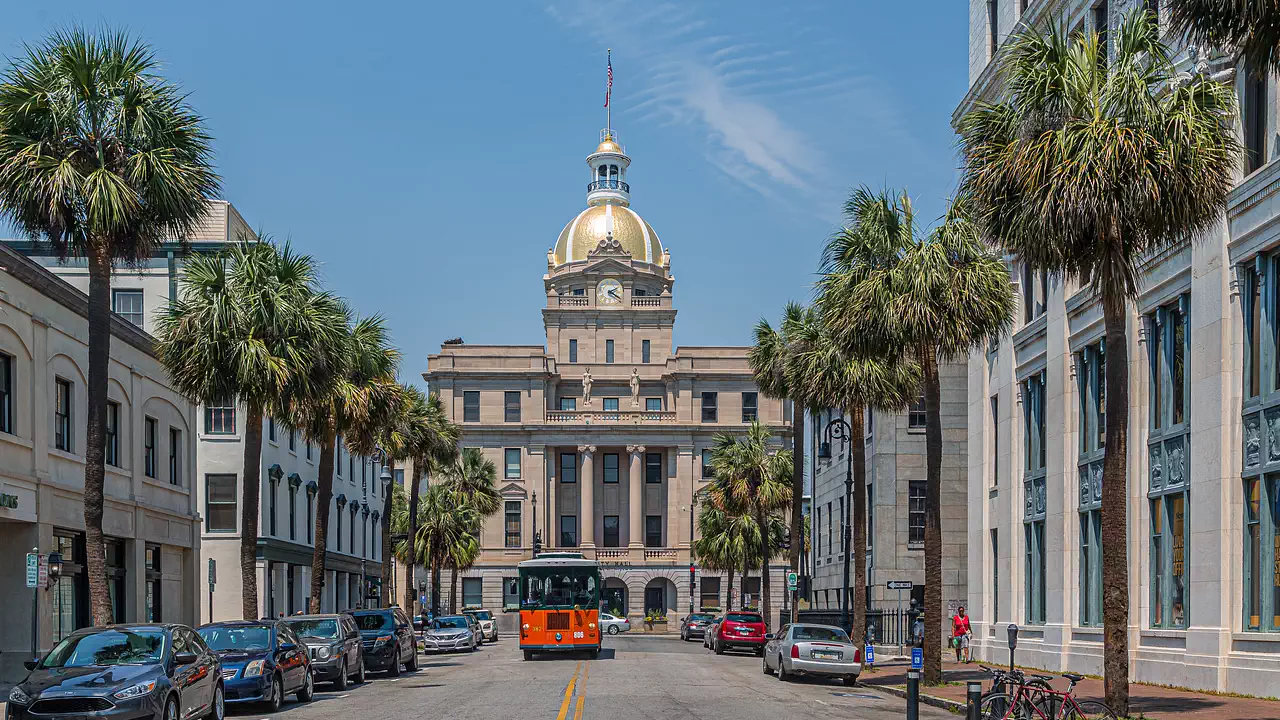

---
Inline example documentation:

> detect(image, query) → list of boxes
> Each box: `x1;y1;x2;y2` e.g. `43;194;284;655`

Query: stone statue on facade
582;368;593;406
630;367;641;407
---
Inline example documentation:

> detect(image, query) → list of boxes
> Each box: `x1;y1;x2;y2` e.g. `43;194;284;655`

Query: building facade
808;365;969;643
7;200;390;623
424;129;793;625
960;0;1280;696
0;245;201;684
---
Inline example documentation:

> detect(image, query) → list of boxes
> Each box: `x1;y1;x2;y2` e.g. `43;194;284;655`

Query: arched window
598;165;608;180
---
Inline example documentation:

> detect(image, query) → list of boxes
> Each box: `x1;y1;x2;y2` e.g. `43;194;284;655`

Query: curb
866;684;967;715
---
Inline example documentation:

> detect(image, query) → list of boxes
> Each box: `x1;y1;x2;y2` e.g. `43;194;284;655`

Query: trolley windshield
519;566;599;610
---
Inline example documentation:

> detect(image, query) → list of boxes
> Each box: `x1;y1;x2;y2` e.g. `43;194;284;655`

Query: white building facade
960;0;1280;696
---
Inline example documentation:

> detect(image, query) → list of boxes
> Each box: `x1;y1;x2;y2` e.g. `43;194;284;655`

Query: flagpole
606;48;612;138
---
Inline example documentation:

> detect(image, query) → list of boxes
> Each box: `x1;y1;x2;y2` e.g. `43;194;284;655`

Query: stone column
627;445;645;548
579;445;596;548
547;448;557;548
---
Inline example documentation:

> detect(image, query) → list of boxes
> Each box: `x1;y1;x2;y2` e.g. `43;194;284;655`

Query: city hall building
424;130;793;624
960;0;1280;696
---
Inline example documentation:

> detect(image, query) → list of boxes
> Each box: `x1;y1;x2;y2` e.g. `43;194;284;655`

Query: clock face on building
597;279;623;305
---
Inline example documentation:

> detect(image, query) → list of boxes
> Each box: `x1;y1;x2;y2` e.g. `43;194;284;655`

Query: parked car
710;611;767;655
198;620;312;710
350;608;418;676
6;624;222;720
420;615;479;653
281;614;364;689
463;609;498;643
762;623;861;686
679;613;716;641
702;616;723;649
598;613;631;635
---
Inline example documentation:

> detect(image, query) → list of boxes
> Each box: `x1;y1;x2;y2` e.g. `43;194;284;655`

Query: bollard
967;681;983;720
906;670;920;720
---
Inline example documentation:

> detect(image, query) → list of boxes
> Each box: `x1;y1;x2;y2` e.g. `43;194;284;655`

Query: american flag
604;51;612;108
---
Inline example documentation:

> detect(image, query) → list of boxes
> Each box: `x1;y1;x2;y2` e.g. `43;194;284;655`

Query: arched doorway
643;577;677;620
602;577;628;616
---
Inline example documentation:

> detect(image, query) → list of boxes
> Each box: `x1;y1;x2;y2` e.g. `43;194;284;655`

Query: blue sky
1;0;968;386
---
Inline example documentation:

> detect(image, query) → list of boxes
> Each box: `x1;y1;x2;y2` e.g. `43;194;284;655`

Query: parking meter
1006;624;1019;673
907;599;923;648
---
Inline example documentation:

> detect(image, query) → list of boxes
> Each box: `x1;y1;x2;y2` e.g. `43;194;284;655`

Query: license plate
811;650;842;660
737;628;752;634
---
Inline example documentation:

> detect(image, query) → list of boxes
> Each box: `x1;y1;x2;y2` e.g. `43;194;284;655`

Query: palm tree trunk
240;405;265;619
1100;292;1131;716
726;566;735;611
430;558;443;618
380;459;394;607
757;507;773;630
850;406;868;651
404;462;423;613
309;428;337;613
449;565;459;613
921;347;944;685
84;245;114;626
789;405;805;623
740;562;748;610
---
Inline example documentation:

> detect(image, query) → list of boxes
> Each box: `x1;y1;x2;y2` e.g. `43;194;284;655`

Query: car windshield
198;626;271;652
286;619;339;640
42;630;166;668
725;613;762;623
432;617;468;630
353;613;395;631
792;626;850;643
472;611;492;621
688;614;714;622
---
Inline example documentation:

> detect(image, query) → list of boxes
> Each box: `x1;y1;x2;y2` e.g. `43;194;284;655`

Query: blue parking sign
864;645;874;664
911;647;923;670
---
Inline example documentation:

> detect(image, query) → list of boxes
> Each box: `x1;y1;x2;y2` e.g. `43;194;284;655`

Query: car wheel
714;640;725;656
296;670;314;702
354;656;366;684
209;684;224;720
264;674;282;713
762;656;772;675
842;675;858;687
161;694;178;720
756;647;765;657
406;646;419;672
389;653;401;677
777;658;789;682
335;659;349;690
608;625;619;636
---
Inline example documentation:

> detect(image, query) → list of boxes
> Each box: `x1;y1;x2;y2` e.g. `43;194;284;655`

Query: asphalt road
222;634;951;720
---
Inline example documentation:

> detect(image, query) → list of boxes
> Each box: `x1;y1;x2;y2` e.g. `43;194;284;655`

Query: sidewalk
858;660;1280;720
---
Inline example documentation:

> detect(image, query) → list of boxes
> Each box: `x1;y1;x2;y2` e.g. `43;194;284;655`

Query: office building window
505;391;521;422
0;353;11;434
306;492;314;544
1242;478;1280;631
206;474;237;532
569;339;578;363
908;481;926;545
289;429;296;452
1021;263;1048;323
145;545;162;622
306;441;311;460
990;395;999;487
1245;60;1269;174
825;501;833;556
1148;295;1189;628
701;449;714;478
991;529;1000;623
462;578;483;608
289;484;297;541
560;515;578;547
505;501;521;548
645;453;662;483
987;0;999;58
645;397;662;412
1094;2;1109;69
55;378;72;451
909;395;926;429
112;289;144;327
169;427;181;486
605;339;615;363
268;417;276;442
505;448;521;479
560;452;577;483
702;392;718;422
603;453;619;483
143;417;157;478
645;515;662;547
205;400;235;435
642;339;651;363
105;401;120;467
1025;520;1047;624
741;392;758;422
268;475;278;536
603;516;620;547
1023;369;1047;624
560;397;577;411
464;391;480;422
1077;340;1105;627
603;397;619;411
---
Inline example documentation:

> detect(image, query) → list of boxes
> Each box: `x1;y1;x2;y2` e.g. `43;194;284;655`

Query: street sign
25;553;38;588
786;572;798;591
887;580;913;590
37;555;48;586
865;645;875;665
911;647;923;670
208;558;216;586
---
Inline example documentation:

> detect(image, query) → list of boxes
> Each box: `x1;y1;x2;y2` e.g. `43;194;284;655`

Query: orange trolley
516;553;601;660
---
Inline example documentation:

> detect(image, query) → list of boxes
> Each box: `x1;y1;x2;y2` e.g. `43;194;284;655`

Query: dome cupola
587;129;631;207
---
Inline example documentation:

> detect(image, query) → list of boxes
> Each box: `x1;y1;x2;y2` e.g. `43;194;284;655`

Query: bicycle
979;672;1118;720
977;666;1055;719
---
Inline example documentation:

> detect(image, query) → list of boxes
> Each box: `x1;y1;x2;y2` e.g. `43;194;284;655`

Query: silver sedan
761;623;861;686
599;613;631;635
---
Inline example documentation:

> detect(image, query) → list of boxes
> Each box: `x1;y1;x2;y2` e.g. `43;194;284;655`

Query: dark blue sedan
197;621;312;711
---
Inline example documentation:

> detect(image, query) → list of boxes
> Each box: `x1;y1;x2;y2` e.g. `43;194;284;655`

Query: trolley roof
518;552;599;569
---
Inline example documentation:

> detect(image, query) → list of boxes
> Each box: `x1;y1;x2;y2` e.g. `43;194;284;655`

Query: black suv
281;614;365;689
350;608;417;676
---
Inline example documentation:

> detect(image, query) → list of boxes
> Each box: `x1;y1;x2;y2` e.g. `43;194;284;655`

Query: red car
710;612;768;655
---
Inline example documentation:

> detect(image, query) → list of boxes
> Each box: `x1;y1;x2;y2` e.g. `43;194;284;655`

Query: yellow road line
572;663;589;720
555;661;583;720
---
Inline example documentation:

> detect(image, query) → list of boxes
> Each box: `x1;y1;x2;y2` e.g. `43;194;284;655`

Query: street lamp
820;415;854;634
531;491;539;558
47;551;63;588
689;490;700;614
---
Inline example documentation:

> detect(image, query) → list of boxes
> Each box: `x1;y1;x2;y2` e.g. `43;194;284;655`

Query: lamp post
361;447;393;609
819;415;854;633
689;490;700;614
531;491;538;557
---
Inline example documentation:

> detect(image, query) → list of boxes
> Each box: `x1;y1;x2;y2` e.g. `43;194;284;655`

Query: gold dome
553;204;662;265
594;138;625;154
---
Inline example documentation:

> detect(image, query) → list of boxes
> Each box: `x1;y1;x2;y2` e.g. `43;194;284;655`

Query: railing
558;296;588;307
595;549;630;562
796;606;916;647
643;548;678;563
545;410;676;423
631;297;661;307
588;179;630;193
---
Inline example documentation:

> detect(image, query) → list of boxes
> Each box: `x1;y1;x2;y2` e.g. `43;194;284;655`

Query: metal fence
796;606;921;649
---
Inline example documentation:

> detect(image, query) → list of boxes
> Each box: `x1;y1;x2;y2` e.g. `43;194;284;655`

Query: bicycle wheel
1063;700;1119;720
978;693;1014;720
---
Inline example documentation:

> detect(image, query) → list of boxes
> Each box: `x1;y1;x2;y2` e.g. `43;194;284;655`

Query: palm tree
396;393;458;613
787;304;920;650
707;422;793;630
749;305;809;620
693;504;741;611
446;532;481;613
819;189;1014;684
438;448;500;607
1168;0;1280;72
155;240;343;619
0;27;220;624
404;484;480;617
957;11;1236;711
289;316;400;613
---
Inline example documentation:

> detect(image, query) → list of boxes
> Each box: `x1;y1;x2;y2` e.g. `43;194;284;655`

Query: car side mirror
174;651;198;665
24;659;39;671
279;642;297;652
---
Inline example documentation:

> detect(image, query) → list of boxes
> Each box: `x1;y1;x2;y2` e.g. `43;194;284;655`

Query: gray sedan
419;616;479;653
761;623;861;686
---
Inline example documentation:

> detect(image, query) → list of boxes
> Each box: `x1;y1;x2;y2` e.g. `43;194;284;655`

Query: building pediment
499;482;527;498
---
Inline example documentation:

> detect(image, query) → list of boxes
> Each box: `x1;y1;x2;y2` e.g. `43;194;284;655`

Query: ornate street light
822;415;854;633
